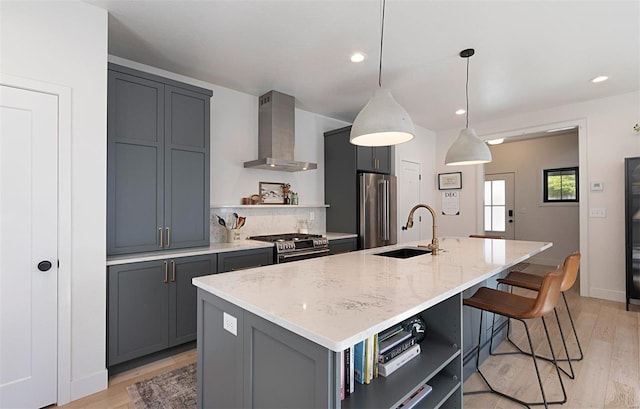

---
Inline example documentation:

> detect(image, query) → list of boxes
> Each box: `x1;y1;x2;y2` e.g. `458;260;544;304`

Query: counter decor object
216;213;246;242
259;181;286;204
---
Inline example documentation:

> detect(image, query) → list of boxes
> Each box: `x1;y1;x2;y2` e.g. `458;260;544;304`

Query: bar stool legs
467;311;567;408
489;299;577;379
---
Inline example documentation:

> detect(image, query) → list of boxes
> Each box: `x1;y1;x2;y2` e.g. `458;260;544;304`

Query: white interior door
0;85;58;408
399;160;421;242
484;173;515;239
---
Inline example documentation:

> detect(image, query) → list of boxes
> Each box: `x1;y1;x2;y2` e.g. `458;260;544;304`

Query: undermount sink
374;247;432;259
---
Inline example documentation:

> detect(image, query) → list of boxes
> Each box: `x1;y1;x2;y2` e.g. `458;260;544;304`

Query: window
484;180;506;232
543;167;578;202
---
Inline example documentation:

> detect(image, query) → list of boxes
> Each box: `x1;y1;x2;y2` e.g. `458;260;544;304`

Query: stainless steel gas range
249;233;329;263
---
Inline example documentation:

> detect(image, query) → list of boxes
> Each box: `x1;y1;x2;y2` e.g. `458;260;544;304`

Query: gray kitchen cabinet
107;63;212;255
357;145;391;174
462;270;509;380
324;126;358;235
328;237;357;255
324;126;393;237
217;248;274;273
196;289;462;408
108;254;216;366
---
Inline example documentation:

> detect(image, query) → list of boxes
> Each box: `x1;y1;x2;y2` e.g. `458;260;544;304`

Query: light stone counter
106;240;273;266
193;236;551;352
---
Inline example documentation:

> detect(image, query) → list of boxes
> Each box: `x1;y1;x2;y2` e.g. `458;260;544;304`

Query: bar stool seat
464;269;567;408
496;252;583;379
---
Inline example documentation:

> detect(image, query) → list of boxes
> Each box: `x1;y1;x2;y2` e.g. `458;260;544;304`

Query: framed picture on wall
438;172;462;190
259;182;286;204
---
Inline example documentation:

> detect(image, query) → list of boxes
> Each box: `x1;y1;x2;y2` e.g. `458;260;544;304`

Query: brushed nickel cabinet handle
166;227;171;248
159;227;164;248
171;260;176;282
163;260;168;283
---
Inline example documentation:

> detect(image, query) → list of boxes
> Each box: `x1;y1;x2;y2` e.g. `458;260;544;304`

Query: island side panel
197;289;245;408
197;288;337;409
243;311;336;408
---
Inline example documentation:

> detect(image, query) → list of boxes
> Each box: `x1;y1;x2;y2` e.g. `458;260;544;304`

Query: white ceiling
88;0;639;132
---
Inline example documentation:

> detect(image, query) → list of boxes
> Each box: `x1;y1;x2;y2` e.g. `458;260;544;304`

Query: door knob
37;260;52;272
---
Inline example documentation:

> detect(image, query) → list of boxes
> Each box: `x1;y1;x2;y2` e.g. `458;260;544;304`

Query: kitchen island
193;236;551;408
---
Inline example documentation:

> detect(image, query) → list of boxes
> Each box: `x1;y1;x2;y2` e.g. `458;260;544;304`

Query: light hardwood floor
464;264;640;409
58;264;639;409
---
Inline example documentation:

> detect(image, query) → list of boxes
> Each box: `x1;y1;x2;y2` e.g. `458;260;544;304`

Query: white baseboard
69;368;108;402
588;287;625;303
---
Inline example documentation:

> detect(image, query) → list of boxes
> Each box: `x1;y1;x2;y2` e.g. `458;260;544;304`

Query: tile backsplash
210;206;327;243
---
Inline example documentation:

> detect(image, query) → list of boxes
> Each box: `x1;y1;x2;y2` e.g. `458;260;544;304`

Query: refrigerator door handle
381;179;390;241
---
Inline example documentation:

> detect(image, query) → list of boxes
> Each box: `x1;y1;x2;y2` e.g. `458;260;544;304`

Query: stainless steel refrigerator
625;157;640;310
359;173;397;249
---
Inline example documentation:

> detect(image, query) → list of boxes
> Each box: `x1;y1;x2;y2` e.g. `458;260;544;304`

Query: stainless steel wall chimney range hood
244;91;318;172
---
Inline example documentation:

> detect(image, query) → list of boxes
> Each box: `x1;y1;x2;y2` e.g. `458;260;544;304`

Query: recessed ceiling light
591;75;609;83
455;109;466;115
350;52;366;63
486;138;504;145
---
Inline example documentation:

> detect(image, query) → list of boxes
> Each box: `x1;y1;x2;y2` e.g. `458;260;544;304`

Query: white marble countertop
325;232;358;240
193;236;552;352
106;240;273;266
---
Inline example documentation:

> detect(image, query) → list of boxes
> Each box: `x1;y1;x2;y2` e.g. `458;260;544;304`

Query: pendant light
445;49;492;166
350;0;415;147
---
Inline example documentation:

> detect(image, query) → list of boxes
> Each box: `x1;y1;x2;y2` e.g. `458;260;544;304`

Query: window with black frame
543;167;579;202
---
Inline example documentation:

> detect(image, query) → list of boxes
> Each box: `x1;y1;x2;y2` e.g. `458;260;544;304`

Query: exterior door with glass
484;173;515;239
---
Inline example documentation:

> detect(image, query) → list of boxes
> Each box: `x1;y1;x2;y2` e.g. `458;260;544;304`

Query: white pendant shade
444;128;492;166
350;89;415;147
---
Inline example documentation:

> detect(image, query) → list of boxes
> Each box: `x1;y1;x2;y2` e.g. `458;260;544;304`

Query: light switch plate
223;312;237;336
591;182;604;191
589;208;607;218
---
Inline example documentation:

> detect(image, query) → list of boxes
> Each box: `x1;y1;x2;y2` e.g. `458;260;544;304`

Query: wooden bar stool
495;253;582;379
464;269;567;408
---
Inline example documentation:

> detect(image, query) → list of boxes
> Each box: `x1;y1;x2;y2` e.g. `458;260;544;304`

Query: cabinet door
108;260;169;366
217;248;274;273
356;146;392;174
107;70;164;255
324;127;358;234
373;146;391;174
328;237;357;255
356;146;376;172
169;254;217;346
164;86;211;249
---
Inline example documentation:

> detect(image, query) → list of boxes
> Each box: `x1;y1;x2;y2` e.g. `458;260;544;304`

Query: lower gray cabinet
328;237;357;255
217;247;273;273
108;254;216;366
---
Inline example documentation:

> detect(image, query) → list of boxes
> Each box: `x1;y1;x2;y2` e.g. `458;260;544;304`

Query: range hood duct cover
244;91;317;172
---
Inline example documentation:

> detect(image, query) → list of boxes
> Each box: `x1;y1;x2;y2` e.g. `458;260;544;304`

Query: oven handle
279;248;331;260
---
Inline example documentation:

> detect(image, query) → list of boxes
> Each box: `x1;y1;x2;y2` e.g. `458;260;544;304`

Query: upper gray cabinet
356;145;391;174
107;64;212;255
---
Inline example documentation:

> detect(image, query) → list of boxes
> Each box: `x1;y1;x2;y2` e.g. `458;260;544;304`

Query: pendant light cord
378;0;386;88
465;55;470;128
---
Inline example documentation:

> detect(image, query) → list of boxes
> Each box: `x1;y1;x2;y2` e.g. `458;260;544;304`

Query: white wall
436;91;640;302
1;0;108;402
485;133;580;266
395;126;437;242
109;56;350;208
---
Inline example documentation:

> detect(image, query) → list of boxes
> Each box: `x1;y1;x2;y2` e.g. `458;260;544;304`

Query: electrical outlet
589;208;607;218
223;312;237;336
309;212;315;221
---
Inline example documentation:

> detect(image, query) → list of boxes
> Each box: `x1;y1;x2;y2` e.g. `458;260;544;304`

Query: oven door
277;248;330;264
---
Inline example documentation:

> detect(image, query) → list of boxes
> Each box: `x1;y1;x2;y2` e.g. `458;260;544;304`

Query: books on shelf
354;340;365;384
378;344;421;377
397;384;433;409
379;336;416;363
379;329;412;354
